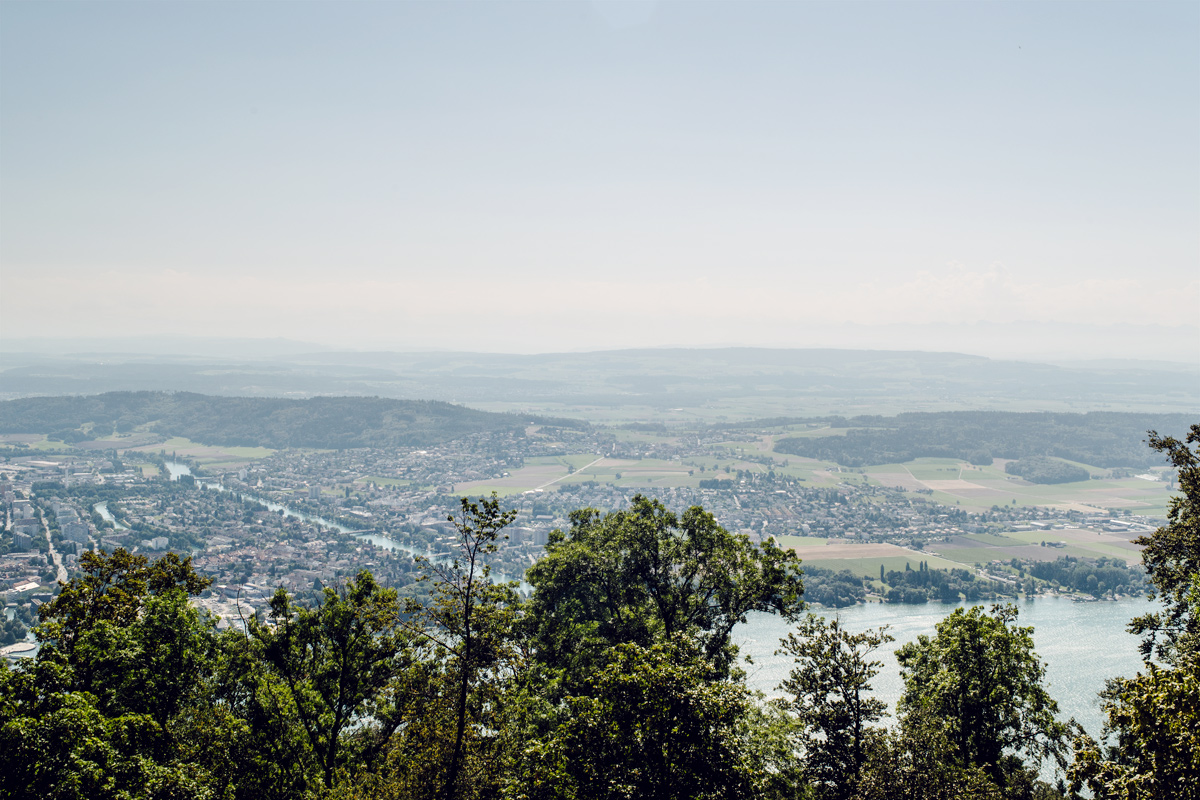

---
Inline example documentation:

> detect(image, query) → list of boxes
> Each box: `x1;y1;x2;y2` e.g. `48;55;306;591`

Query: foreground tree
854;702;1004;800
525;494;805;683
250;570;418;791
1129;424;1200;662
0;548;228;799
777;615;893;800
896;604;1068;790
416;494;520;800
510;496;807;800
1069;424;1200;799
513;633;765;800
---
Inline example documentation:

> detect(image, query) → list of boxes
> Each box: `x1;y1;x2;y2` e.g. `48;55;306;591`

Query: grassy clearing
30;437;72;451
217;446;274;459
904;460;970;480
357;476;412;487
962;533;1028;546
526;454;604;470
935;547;1012;566
772;535;831;549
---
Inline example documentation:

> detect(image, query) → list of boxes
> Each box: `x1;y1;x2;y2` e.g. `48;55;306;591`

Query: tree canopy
524;494;805;681
896;604;1069;789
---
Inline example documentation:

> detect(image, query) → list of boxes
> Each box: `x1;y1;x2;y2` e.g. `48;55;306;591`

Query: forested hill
773;411;1195;468
0;392;580;449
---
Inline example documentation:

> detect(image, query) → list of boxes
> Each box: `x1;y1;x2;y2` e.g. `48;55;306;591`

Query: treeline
1005;456;1091;484
773;411;1192;468
799;566;866;607
1025;555;1146;597
0;392;586;449
800;555;1139;609
883;561;1016;604
4;472;1197;800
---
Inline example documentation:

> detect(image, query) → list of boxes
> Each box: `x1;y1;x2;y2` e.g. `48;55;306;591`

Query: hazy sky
2;1;1197;358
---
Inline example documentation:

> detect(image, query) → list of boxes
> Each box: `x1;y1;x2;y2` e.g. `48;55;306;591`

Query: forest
2;428;1197;800
1003;457;1091;485
773;411;1193;468
0;392;583;450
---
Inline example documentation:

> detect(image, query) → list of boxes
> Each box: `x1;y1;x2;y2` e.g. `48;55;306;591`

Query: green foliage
410;494;520;800
777;615;893;800
525;494;805;682
250;570;417;790
801;566;867;608
1069;424;1200;799
0;391;583;450
34;548;212;709
854;702;1005;800
1068;657;1200;800
896;604;1068;788
1026;556;1145;598
512;634;764;800
774;411;1192;468
0;661;219;800
1;549;229;800
1130;424;1200;662
879;561;1012;605
1004;457;1090;485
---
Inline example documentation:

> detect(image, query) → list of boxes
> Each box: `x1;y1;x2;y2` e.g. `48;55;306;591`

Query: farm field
864;457;1175;515
771;519;1146;580
928;526;1143;566
772;536;964;580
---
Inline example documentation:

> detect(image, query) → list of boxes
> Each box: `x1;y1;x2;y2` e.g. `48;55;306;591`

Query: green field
772;535;831;549
357;476;412;488
962;533;1027;546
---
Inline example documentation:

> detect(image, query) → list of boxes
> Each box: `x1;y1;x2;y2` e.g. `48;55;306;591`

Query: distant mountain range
0;346;1195;418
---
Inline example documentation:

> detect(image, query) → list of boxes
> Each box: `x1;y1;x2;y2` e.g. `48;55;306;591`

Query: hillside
773;411;1194;468
0;392;578;450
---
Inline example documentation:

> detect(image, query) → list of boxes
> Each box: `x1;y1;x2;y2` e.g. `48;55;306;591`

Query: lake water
735;596;1157;742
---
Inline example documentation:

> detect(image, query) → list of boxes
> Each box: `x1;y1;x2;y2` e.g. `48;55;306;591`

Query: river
163;461;528;586
93;502;129;530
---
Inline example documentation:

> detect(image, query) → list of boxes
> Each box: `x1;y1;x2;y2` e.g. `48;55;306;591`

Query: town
1;417;1163;646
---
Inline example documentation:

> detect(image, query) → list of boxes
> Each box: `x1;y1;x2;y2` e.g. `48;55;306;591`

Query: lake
735;595;1158;743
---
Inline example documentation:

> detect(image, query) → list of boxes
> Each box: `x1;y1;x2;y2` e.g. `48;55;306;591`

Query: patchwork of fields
864;457;1173;516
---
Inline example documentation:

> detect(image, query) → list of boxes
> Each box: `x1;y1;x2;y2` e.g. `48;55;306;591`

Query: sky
2;1;1197;361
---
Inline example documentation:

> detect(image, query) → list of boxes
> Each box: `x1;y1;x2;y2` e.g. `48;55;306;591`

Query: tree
415;493;519;800
1129;424;1200;663
777;615;893;800
1;548;228;799
1068;424;1200;799
1068;658;1200;800
854;701;1004;800
252;570;417;790
895;604;1068;788
513;633;764;800
524;494;805;683
34;548;211;696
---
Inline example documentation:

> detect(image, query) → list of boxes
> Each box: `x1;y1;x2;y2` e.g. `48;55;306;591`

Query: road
534;456;607;491
40;510;68;584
